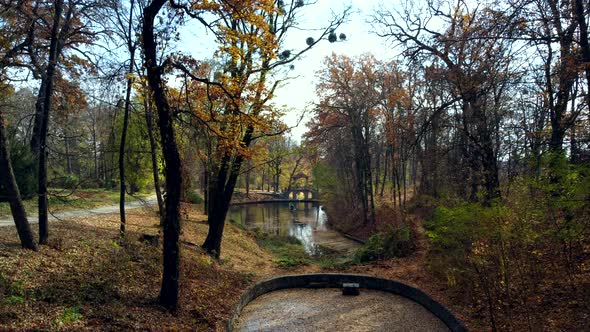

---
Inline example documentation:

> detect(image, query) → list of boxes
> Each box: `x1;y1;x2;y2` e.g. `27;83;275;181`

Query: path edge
227;273;468;332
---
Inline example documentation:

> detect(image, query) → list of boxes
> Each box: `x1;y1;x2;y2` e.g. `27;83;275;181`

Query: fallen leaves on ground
0;204;280;331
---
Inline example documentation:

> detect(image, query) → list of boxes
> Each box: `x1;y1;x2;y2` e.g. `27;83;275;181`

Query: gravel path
0;195;157;227
235;288;450;332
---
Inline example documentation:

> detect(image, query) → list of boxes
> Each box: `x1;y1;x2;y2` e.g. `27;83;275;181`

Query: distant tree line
306;0;589;330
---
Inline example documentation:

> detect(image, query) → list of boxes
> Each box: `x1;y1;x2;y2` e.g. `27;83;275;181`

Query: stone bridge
283;188;318;200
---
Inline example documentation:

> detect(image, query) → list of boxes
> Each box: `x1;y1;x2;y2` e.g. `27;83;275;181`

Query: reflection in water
226;202;329;255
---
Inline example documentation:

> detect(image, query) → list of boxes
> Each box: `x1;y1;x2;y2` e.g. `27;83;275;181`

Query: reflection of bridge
283;188;318;200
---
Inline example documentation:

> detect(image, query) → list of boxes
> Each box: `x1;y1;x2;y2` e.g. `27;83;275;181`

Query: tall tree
172;0;349;257
0;99;37;251
526;0;587;154
0;1;38;250
373;1;519;202
141;85;165;225
26;0;99;244
142;0;183;311
30;0;65;244
107;0;139;238
312;54;391;224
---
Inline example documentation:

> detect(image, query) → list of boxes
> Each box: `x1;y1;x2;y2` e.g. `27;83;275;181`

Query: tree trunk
144;95;165;225
245;160;251;197
287;155;303;192
119;43;136;238
30;78;47;154
380;148;388;197
482;146;500;202
31;0;64;245
0;111;37;251
202;175;232;257
395;167;402;209
392;165;397;208
143;0;183;311
202;168;208;215
546;0;576;155
202;129;253;258
365;148;376;223
351;123;369;224
402;157;407;208
65;131;72;173
91;118;99;180
574;0;590;114
268;171;271;191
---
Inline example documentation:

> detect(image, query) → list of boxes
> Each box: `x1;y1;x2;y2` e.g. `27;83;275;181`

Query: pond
226;201;360;256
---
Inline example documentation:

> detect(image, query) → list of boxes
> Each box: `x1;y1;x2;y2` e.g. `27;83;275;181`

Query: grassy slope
0;200;476;331
4;197;584;331
0;204;278;331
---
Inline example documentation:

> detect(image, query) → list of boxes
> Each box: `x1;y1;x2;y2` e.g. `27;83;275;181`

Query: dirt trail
0;195;157;227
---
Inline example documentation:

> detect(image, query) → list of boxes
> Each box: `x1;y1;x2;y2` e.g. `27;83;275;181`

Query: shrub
2;295;24;305
407;194;438;219
184;191;203;204
421;158;590;330
353;234;384;263
55;305;83;325
425;203;508;281
353;223;416;263
61;174;80;189
255;233;310;268
382;223;415;257
317;257;352;270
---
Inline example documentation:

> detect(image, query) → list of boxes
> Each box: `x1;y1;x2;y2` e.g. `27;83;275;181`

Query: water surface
226;202;359;255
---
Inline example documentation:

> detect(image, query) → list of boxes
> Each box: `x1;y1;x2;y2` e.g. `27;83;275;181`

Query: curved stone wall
228;273;467;332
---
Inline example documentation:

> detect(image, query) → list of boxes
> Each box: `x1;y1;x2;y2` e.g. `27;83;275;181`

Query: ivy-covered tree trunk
0;111;37;251
142;0;183;311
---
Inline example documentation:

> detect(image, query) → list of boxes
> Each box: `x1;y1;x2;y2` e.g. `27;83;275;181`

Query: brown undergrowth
317;195;472;328
342;214;482;331
3;199;585;331
325;195;590;332
0;204;279;331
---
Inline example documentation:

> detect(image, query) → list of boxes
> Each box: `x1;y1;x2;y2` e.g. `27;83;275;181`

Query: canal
226;201;360;256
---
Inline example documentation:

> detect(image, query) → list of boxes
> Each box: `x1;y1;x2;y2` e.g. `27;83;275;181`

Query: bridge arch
285;188;318;200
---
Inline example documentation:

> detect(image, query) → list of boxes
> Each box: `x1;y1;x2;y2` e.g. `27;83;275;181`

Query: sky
273;0;398;141
183;0;398;142
10;1;400;143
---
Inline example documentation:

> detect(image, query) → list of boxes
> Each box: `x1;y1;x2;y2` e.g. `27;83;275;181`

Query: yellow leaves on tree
52;77;87;116
175;0;288;164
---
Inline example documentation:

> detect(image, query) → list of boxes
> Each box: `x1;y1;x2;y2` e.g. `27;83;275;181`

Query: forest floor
0;204;282;331
0;201;587;331
0;201;473;332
